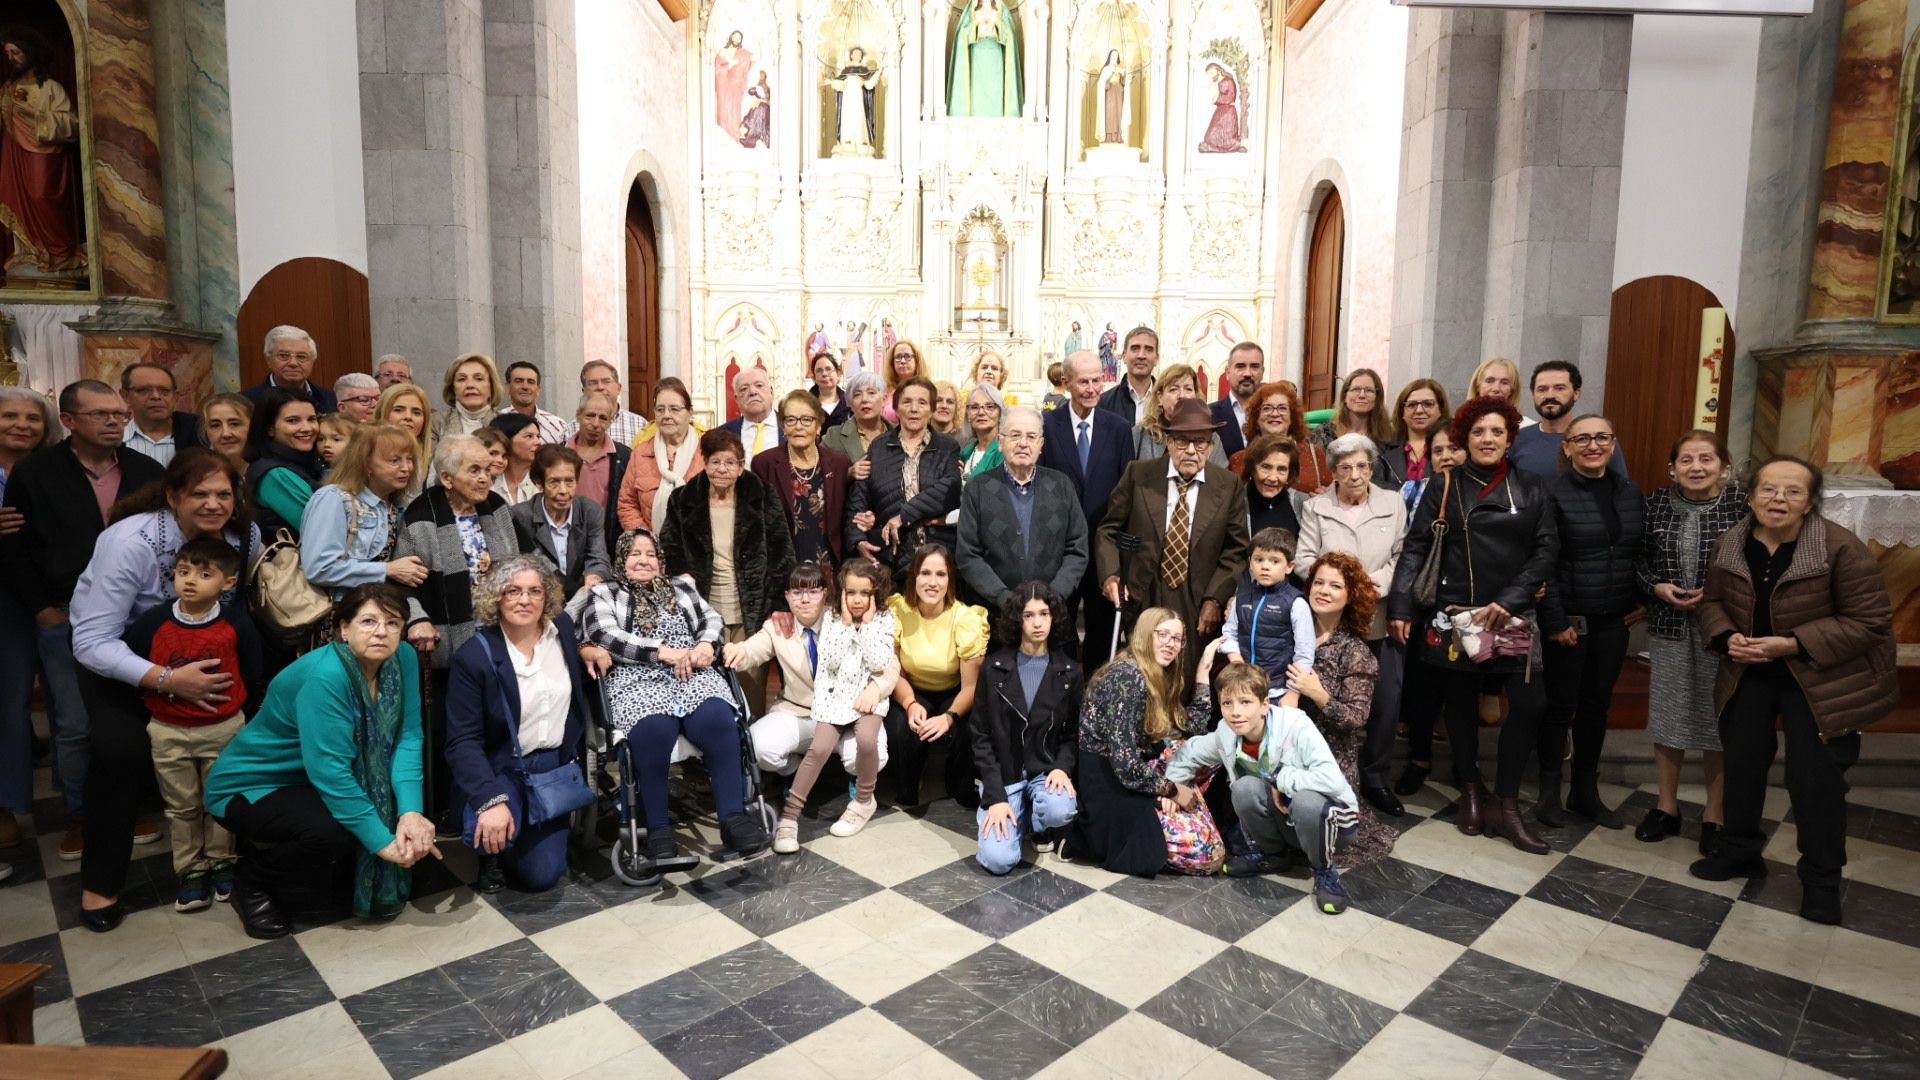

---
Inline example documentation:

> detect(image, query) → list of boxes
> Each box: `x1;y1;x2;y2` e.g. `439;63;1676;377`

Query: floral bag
1155;744;1225;875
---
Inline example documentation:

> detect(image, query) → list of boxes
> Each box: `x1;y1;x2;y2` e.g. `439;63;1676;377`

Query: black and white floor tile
5;773;1920;1079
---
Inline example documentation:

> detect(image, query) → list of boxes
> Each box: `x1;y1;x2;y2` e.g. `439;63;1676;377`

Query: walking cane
1108;533;1141;661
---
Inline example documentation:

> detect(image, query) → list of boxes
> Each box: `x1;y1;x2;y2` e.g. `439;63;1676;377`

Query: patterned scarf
612;529;679;636
333;643;411;919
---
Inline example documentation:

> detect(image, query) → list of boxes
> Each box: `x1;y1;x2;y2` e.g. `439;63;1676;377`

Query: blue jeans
468;748;573;892
37;616;88;815
0;594;35;813
976;774;1078;875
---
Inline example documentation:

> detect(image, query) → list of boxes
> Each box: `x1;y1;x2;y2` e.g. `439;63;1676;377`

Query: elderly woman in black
1535;414;1643;831
1388;396;1558;855
1240;433;1307;537
446;555;591;894
849;376;960;574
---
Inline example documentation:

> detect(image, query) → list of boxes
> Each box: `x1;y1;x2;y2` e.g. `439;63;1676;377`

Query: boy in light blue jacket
1165;662;1357;914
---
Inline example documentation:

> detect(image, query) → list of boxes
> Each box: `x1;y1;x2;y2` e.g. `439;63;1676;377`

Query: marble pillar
1804;0;1902;321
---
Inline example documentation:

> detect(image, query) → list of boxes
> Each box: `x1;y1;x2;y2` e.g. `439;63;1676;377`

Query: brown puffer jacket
1697;515;1896;739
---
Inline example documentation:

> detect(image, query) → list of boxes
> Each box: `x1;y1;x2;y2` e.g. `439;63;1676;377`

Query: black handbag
1409;469;1452;610
472;633;594;828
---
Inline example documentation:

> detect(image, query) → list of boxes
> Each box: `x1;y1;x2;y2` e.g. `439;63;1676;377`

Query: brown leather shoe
132;818;163;846
0;811;20;849
1486;796;1550;855
59;820;84;862
1456;781;1488;836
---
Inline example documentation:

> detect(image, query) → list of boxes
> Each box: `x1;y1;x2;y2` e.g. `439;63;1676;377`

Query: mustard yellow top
888;593;989;691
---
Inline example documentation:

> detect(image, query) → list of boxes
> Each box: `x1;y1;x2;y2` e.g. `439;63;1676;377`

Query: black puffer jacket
1387;464;1559;621
971;647;1084;808
1537;470;1645;633
659;470;796;632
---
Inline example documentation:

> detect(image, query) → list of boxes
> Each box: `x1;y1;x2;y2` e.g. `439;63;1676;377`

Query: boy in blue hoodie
1166;662;1357;913
1217;528;1314;708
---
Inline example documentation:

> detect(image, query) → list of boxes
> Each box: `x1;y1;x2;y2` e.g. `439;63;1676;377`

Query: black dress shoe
1394;762;1429;798
1362;784;1404;818
476;856;505;894
1799;884;1842;926
1635;808;1682;843
78;900;125;934
1689;851;1766;883
1697;823;1723;858
644;830;700;873
232;881;291;939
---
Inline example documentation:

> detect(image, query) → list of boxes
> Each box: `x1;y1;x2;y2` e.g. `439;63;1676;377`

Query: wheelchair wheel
609;826;662;888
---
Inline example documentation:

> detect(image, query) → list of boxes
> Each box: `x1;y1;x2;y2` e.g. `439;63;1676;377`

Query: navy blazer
1039;405;1135;528
444;613;592;814
242;378;339;414
1211;398;1246;458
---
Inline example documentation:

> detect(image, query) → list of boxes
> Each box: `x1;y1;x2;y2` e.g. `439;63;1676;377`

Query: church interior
3;0;1920;1078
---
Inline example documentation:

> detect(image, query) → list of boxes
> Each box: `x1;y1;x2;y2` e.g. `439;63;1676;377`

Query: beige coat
729;615;900;720
1294;484;1409;640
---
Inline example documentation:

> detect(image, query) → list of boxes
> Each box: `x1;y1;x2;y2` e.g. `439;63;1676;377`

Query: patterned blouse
1301;628;1395;868
1637;484;1748;641
1078;658;1214;797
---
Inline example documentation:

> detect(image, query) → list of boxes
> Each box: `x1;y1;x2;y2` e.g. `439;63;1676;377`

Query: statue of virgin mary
947;0;1021;118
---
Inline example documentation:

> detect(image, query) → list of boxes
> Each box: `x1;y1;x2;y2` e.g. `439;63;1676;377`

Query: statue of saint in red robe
0;33;85;282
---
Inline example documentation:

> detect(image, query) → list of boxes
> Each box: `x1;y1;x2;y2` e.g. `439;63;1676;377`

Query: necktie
1077;420;1091;474
1162;476;1196;589
805;628;818;677
752;421;765;458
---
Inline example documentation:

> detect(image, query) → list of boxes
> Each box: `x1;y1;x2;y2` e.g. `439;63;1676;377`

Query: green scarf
334;643;412;919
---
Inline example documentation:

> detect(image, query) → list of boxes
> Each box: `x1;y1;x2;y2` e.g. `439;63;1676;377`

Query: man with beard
1210;341;1265;458
1510;360;1623;478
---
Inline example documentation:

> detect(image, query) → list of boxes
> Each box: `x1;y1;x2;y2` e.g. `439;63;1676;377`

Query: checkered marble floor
6;775;1920;1080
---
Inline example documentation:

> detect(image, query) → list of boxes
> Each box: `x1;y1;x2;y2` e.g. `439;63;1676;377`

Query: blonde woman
1132;362;1228;465
198;393;253;470
376;382;436;506
1468;357;1532;428
440;352;505;438
967;351;1008;390
931;380;963;437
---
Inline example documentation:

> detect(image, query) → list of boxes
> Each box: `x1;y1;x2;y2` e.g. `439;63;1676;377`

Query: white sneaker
772;820;800;855
829;798;877;838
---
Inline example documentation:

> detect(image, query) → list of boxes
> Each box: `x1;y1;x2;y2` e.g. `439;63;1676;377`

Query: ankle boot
1486;796;1551;855
1455;781;1489;836
1567;771;1623;829
1535;771;1568;828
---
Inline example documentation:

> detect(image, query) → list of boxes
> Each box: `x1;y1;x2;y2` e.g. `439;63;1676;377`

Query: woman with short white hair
1296;431;1410;817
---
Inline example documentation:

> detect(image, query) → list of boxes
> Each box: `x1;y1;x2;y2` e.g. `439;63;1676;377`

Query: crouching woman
971;583;1084;874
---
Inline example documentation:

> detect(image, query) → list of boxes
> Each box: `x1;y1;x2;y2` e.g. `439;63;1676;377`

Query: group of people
0;327;1895;942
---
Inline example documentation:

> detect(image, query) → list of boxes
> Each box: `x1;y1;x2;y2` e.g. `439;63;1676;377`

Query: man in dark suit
240;326;337;413
1096;325;1159;425
2;380;166;857
1041;351;1135;665
1097;399;1250;682
956;405;1088;612
510;445;613;598
719;365;781;462
119;362;200;466
1211;341;1266;459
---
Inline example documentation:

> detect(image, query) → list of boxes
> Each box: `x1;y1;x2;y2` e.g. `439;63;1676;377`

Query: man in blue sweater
1509;360;1623;479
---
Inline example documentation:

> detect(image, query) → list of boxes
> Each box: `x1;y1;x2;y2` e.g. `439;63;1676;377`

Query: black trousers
424;668;452;819
1362;637;1406;789
77;668;153;896
1439;664;1543;798
1539;614;1630;778
1401;649;1443;765
1719;670;1859;889
215;785;359;916
882;684;973;805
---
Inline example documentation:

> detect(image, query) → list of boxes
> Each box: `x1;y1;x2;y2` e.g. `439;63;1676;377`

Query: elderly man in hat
1096;398;1250;678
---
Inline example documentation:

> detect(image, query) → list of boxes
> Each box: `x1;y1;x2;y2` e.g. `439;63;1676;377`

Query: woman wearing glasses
616;377;703;534
1535;415;1642;832
1230;382;1329;494
1376;379;1450;493
752;391;853;568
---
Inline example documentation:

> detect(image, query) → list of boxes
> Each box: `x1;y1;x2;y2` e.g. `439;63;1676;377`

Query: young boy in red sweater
122;537;264;912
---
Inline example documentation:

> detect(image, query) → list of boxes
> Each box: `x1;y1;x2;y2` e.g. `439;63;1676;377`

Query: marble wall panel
1804;0;1902;320
86;0;171;302
1881;354;1920;486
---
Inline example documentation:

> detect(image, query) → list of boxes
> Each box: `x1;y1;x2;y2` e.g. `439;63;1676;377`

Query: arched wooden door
1302;190;1344;412
238;258;372;391
1605;276;1734;490
624;182;661;416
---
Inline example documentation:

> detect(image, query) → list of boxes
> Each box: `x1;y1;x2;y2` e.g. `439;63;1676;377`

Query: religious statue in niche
1098;51;1127;144
1891;82;1920;313
877;317;896;359
739;72;771;149
0;21;88;290
948;0;1021;118
1197;39;1251;155
807;323;832;361
1064;320;1083;355
825;47;880;156
1099;323;1118;381
712;29;770;149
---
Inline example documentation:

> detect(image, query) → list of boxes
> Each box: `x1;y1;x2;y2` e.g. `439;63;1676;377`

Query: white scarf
444;402;494;437
651;432;697;527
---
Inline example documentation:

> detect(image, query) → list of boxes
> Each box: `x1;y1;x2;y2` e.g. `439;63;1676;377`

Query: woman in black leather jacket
970;583;1084;874
848;377;961;574
1388;396;1559;855
1536;414;1643;832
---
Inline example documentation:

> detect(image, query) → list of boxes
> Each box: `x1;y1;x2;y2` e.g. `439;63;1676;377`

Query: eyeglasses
1346;385;1378;397
1755;485;1809;502
71;410;132;423
269;351;313;362
1168;437;1210;449
351;615;402;634
1151;627;1184;644
1404;399;1438;411
1258;404;1289;416
965;403;1000;413
1566;433;1616;449
781;415;818;428
502;586;546;601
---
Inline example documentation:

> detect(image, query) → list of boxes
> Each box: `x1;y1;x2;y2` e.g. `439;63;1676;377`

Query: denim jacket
300;485;398;596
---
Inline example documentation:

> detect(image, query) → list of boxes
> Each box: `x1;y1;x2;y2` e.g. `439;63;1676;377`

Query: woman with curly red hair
1229;382;1330;494
1284;551;1396;867
1386;396;1559;855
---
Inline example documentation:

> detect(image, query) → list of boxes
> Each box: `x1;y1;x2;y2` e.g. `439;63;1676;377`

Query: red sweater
122;602;265;726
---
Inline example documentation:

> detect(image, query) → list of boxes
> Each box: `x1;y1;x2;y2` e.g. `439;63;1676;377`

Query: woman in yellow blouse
886;544;990;808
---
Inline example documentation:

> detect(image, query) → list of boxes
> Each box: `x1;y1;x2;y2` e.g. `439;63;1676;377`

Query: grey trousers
1230;775;1356;871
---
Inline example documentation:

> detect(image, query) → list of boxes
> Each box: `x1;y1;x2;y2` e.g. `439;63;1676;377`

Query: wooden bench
0;1045;227;1079
0;964;50;1045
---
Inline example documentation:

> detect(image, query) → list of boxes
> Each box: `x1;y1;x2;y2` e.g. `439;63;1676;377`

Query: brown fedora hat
1163;398;1225;436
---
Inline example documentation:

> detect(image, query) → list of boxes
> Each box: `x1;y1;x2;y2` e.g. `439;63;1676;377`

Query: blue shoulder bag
467;633;595;833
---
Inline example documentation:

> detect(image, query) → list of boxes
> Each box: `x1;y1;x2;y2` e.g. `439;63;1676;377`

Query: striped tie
1162;477;1196;589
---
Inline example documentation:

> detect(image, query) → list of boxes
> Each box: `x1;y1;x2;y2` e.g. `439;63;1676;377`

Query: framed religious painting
0;0;99;300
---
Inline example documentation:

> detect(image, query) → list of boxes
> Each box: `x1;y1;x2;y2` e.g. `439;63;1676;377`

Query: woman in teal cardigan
241;387;325;539
206;583;440;939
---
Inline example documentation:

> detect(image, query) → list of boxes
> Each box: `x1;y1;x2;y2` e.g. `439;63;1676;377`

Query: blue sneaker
1225;847;1292;878
1312;867;1349;914
175;870;213;913
211;861;236;903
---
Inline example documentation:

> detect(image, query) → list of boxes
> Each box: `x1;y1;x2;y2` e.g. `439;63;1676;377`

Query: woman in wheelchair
578;530;772;868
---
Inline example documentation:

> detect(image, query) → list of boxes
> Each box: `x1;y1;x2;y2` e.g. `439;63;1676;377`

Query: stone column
1804;0;1902;321
483;0;584;409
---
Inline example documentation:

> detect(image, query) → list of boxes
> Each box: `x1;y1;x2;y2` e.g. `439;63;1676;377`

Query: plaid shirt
574;575;724;663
